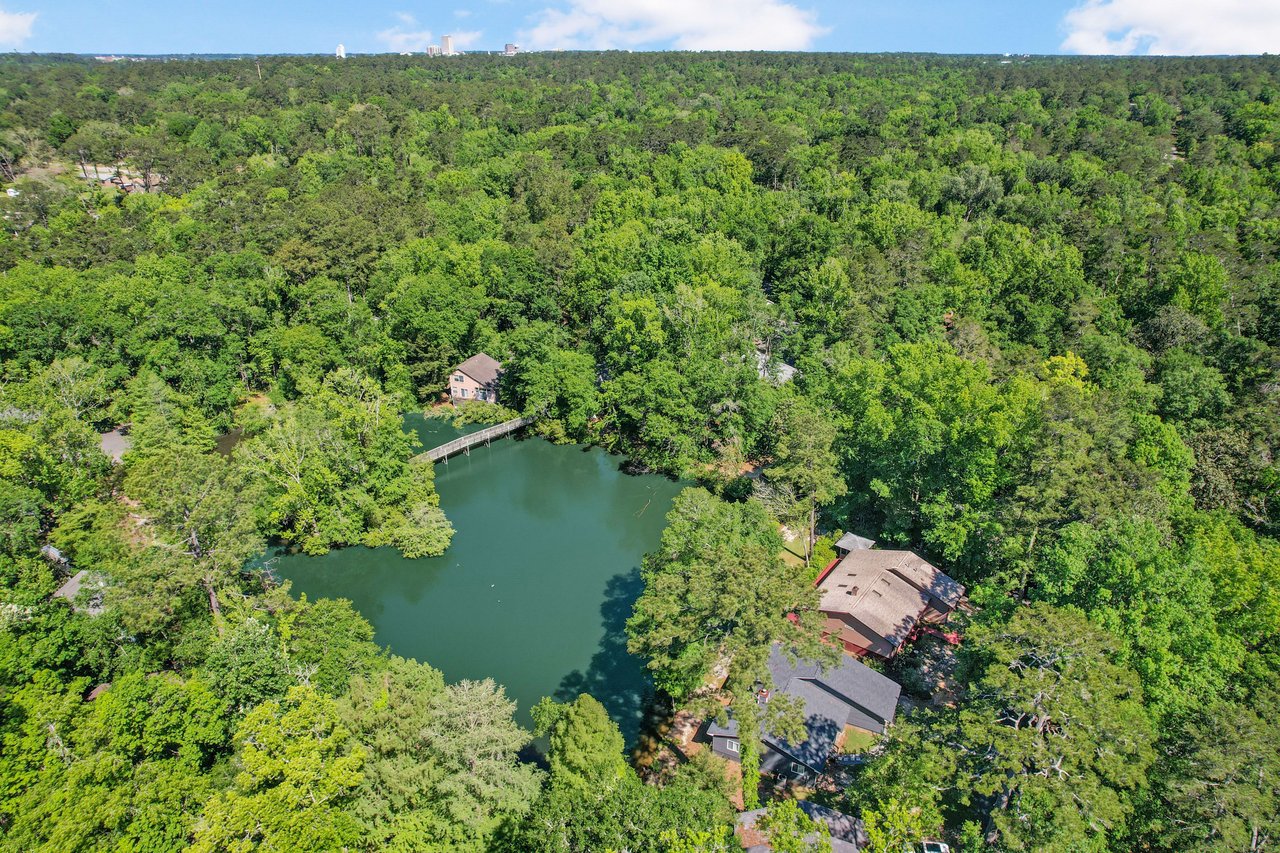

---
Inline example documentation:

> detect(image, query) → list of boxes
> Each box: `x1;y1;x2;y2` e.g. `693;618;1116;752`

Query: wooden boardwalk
413;416;533;464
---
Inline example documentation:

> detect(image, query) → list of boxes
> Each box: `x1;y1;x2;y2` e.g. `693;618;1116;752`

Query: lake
271;414;683;747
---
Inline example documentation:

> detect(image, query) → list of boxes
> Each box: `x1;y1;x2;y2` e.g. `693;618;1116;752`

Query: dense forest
1;50;1279;851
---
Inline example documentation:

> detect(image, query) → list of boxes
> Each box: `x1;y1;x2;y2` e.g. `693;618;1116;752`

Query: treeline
0;50;1278;850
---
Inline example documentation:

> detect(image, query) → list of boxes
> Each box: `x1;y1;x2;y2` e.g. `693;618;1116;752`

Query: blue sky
7;0;1279;55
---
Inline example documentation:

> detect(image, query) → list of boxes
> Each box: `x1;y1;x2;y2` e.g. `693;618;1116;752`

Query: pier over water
412;416;533;464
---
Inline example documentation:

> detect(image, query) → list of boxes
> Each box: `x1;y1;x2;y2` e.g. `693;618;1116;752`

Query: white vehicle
921;842;951;853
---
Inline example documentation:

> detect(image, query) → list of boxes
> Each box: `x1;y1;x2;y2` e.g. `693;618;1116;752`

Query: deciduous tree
191;685;364;853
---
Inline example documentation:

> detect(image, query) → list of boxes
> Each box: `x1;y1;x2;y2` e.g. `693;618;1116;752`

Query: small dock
413;416;533;464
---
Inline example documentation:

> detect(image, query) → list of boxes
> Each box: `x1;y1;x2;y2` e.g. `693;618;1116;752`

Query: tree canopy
2;49;1280;852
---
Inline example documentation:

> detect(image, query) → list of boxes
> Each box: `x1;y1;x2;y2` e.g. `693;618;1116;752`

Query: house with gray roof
51;570;106;616
448;353;503;404
707;645;901;781
737;801;866;852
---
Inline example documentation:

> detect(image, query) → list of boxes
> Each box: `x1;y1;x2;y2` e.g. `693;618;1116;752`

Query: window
789;761;806;776
454;374;463;383
458;388;468;398
725;739;739;754
477;390;488;401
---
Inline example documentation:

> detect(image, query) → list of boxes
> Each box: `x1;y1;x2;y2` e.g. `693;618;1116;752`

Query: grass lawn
780;545;806;566
841;728;879;754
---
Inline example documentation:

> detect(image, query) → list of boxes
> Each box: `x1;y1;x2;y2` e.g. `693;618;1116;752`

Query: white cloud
379;13;483;53
522;0;827;51
0;9;36;47
448;29;484;49
1061;0;1280;55
378;12;434;52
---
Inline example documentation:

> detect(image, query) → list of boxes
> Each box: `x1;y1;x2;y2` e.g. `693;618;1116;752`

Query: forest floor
17;161;66;181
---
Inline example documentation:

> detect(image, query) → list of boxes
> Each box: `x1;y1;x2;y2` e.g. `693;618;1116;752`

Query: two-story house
815;535;965;660
448;353;503;404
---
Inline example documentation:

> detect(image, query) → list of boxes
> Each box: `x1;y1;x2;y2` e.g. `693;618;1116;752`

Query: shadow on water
554;569;653;748
518;741;550;771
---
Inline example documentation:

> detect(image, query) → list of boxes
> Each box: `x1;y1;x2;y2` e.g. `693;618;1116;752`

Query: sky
5;0;1279;56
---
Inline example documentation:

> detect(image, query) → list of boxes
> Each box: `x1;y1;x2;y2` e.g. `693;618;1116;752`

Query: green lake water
271;414;682;747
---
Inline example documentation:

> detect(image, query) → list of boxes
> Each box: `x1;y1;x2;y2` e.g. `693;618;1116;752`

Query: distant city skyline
5;1;1279;56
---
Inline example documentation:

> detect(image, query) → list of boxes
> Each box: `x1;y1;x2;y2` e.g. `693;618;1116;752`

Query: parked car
921;842;951;853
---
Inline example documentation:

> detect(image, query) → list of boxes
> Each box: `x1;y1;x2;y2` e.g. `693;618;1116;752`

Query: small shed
834;532;876;556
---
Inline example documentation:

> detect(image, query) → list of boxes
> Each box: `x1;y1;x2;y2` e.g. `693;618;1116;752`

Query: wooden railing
412;416;533;464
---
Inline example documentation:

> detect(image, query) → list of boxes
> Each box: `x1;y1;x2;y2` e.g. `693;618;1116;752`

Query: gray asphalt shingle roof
708;644;902;771
738;802;864;852
800;801;864;852
52;570;89;601
769;645;900;731
834;532;876;552
453;352;502;387
769;678;849;767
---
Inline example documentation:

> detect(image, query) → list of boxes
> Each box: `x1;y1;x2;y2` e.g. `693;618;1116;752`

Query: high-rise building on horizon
441;34;454;56
426;45;440;56
336;43;346;59
504;43;519;56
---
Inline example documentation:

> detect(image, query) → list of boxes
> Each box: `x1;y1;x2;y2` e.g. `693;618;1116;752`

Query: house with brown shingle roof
815;542;964;660
448;353;503;404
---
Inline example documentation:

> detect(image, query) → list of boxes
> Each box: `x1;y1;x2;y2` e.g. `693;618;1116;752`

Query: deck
412;416;533;464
